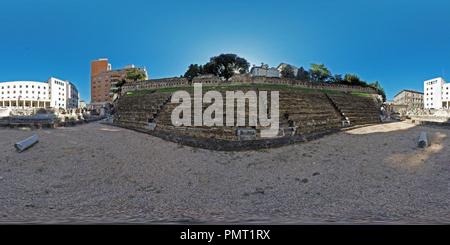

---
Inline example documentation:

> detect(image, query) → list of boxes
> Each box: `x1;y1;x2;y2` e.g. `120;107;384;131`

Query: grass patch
349;92;371;97
204;85;253;89
154;87;187;93
254;85;316;91
321;90;342;94
126;90;151;95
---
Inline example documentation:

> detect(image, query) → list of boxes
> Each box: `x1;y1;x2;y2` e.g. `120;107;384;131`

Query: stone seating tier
114;87;381;140
295;121;343;134
327;93;381;124
287;112;339;120
290;117;342;127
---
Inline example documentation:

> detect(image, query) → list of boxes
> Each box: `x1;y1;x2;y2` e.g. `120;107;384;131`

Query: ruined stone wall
122;74;378;94
192;74;221;85
121;77;189;94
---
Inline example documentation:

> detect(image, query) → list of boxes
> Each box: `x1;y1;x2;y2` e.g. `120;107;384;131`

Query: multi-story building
78;100;86;109
66;82;79;109
250;63;279;77
0;78;79;109
394;89;424;110
90;58;148;106
424;77;450;109
277;63;300;77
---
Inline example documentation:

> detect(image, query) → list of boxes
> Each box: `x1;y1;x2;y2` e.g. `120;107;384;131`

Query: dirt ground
0;121;449;224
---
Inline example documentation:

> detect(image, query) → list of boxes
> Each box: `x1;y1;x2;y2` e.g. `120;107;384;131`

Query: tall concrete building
424;77;450;109
90;58;148;107
394;89;424;110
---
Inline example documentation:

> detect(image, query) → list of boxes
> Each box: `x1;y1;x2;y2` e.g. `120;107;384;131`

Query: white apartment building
78;100;86;109
0;78;79;109
66;82;79;109
250;63;279;77
424;77;450;109
277;63;299;77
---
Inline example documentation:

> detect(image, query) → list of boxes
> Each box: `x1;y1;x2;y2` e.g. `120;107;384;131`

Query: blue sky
1;0;450;102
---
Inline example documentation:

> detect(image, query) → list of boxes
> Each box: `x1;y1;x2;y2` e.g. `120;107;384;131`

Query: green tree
281;65;295;79
112;79;126;94
202;61;219;75
296;67;310;81
369;81;380;90
329;74;343;84
208;53;250;81
343;74;361;85
309;63;332;82
184;64;200;83
369;81;386;102
126;69;147;81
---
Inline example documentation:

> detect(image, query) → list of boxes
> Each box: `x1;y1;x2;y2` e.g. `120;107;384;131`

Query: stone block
145;123;156;130
237;128;256;140
280;127;296;137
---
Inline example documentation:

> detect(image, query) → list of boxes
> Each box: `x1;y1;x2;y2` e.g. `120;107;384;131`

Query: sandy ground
0;121;449;224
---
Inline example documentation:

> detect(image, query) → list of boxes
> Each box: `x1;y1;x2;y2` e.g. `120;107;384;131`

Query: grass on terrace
349;92;371;97
321;90;343;94
126;90;151;95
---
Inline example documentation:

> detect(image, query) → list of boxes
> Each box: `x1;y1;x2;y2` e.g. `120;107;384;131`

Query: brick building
90;58;148;106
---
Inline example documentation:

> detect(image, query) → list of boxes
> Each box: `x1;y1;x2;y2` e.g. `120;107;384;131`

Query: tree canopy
183;53;250;82
184;64;200;83
280;65;295;79
126;69;147;81
309;63;332;82
112;79;126;94
296;67;310;81
209;53;250;81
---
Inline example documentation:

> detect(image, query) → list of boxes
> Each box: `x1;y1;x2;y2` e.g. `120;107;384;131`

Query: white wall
46;77;69;109
424;77;447;109
0;81;50;107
